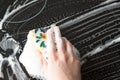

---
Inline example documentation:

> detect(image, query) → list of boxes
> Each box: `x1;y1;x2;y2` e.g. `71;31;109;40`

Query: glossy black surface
0;0;120;80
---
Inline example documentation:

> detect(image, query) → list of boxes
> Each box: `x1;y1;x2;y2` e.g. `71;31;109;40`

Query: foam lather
19;25;80;79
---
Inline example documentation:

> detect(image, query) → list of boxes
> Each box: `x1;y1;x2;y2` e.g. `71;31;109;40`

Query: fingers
46;28;57;60
62;37;75;58
54;27;65;52
46;26;75;62
46;28;56;52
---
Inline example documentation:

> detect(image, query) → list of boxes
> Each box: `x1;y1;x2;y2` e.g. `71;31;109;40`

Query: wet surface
0;0;120;80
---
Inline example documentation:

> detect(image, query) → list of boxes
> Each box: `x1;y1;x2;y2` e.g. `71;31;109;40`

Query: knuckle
76;60;81;65
68;48;72;52
70;57;75;62
59;49;65;54
67;40;72;46
67;44;73;52
59;54;67;62
70;57;80;63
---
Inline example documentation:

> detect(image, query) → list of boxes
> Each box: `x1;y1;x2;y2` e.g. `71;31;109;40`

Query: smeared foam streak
81;36;120;65
8;56;28;80
101;0;117;4
57;2;120;29
0;0;38;29
0;54;3;78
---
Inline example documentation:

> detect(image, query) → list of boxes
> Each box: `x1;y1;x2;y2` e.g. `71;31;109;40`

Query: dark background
0;0;120;80
0;0;15;19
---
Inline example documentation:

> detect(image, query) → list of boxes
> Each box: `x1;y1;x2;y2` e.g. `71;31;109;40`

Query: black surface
0;0;120;80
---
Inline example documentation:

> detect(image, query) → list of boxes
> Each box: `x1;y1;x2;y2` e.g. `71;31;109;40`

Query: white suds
81;36;120;65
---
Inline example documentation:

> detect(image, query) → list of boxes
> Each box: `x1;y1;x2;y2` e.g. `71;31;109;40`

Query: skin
19;26;81;80
43;26;81;80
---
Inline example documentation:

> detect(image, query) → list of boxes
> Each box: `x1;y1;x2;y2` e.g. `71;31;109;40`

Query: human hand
44;26;81;80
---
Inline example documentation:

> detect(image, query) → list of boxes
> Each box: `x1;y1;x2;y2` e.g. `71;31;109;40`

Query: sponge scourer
19;26;80;79
27;26;51;61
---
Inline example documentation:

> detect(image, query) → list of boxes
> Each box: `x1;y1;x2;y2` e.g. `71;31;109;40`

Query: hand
44;26;81;80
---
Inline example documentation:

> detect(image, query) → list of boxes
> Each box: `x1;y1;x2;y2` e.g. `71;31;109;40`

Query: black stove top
0;0;120;80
